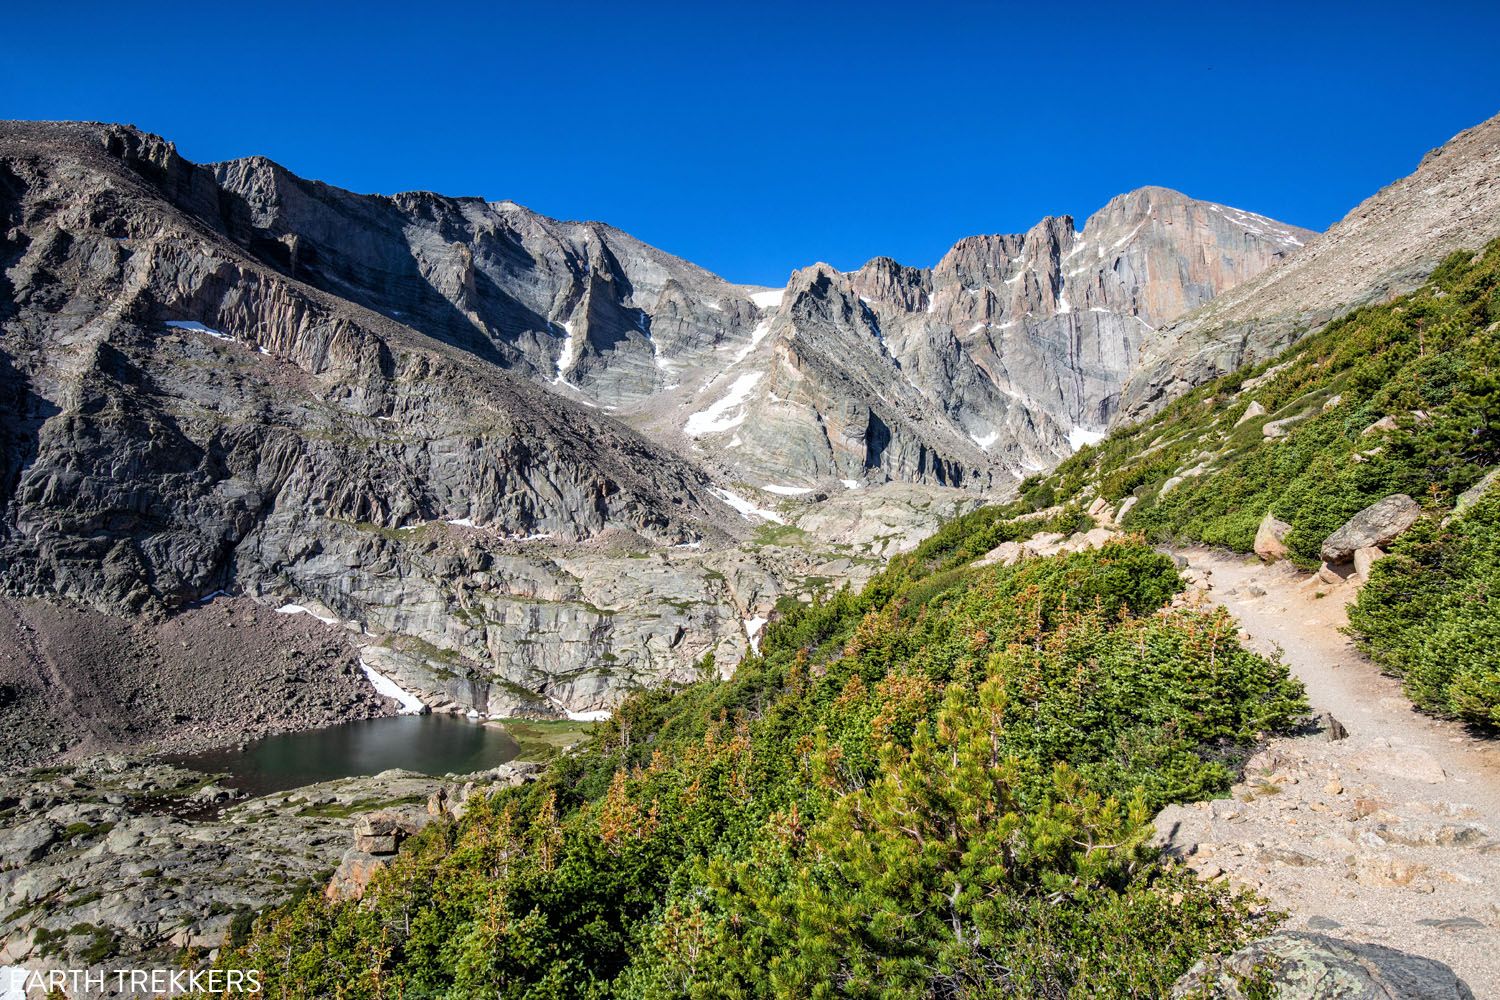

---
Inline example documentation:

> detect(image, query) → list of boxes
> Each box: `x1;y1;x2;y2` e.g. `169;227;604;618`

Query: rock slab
1171;932;1476;999
1321;495;1423;563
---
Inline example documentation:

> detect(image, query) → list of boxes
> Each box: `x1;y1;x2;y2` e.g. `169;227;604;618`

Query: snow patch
276;603;340;626
745;616;768;655
730;317;775;364
749;288;785;309
544;693;612;722
763;484;813;496
1109;221;1145;252
166;320;234;343
968;322;987;334
1068;427;1107;451
360;658;426;714
710;487;786;525
446;517;478;528
970;431;999;450
553;320;583;383
840;479;860;490
685;372;763;436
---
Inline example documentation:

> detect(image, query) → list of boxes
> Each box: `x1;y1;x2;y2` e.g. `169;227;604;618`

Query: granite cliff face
1118;111;1500;422
681;187;1310;488
0;122;771;730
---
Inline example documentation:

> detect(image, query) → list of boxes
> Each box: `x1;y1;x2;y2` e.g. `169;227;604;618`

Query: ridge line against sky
4;0;1499;286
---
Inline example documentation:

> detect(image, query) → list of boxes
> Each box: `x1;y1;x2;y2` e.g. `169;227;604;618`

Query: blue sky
5;1;1499;286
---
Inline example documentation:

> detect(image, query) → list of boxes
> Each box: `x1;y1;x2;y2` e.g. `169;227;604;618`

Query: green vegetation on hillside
1348;490;1500;724
1028;241;1500;727
223;522;1304;998
218;243;1500;995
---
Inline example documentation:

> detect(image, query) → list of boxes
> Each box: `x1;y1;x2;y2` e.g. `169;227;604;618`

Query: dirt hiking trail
1153;547;1500;994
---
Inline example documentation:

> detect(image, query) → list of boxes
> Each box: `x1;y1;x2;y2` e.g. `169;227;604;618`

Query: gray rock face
209;155;760;409
0;756;538;970
0;819;57;864
202;148;1307;490
1120;112;1500;423
1321;495;1423;563
0;121;760;727
673;187;1309;487
1170;932;1475;999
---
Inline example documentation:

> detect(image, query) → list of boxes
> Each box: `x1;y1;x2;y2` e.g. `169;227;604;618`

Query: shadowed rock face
1119;111;1500;423
0;121;757;729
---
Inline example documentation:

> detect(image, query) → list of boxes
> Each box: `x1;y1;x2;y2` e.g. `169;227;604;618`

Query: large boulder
326;850;389;902
1235;400;1267;426
1254;512;1294;561
0;819;58;865
352;809;430;854
1171;932;1475;999
1320;495;1423;563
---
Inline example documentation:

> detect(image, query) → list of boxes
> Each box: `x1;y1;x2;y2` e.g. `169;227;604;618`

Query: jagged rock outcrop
211;154;764;407
1120;112;1500;422
199;145;1310;489
675;187;1310;486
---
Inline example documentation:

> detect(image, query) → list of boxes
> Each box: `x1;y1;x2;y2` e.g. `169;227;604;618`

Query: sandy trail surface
1153;548;1500;994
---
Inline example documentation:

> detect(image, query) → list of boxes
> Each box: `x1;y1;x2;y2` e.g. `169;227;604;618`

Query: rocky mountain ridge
1119;110;1500;421
203;153;1313;488
677;186;1310;488
0;119;1318;744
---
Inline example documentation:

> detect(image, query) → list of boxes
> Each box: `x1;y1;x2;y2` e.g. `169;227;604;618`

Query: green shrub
222;524;1304;998
1349;490;1500;726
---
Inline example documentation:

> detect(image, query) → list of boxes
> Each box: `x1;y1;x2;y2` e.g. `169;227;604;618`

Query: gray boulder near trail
1170;932;1476;1000
1320;494;1424;563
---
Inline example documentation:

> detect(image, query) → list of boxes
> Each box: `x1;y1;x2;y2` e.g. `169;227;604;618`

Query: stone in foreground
1254;512;1294;561
1171;931;1475;999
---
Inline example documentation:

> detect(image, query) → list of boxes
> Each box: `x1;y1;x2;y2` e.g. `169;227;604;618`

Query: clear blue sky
5;1;1498;286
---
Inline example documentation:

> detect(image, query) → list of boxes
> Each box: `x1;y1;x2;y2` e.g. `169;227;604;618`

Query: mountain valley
2;108;1500;997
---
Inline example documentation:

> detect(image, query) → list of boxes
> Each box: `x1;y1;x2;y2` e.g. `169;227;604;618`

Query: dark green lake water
168;714;522;796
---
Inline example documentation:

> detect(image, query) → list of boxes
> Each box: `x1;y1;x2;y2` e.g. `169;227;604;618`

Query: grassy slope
223;526;1304;998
